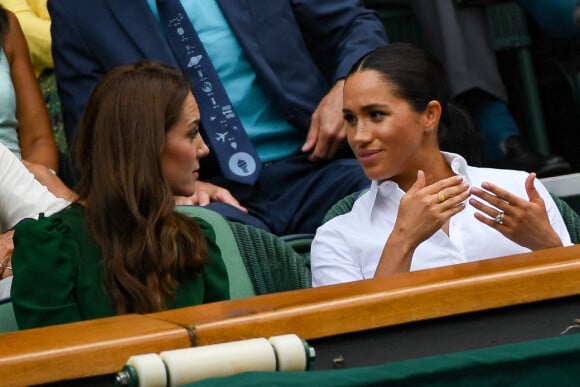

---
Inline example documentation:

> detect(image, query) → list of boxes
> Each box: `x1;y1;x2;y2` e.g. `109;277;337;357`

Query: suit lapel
104;0;177;63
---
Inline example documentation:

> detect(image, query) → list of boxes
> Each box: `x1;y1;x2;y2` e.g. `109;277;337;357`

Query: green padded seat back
322;191;360;225
0;301;18;333
228;222;312;295
175;206;255;299
550;193;580;244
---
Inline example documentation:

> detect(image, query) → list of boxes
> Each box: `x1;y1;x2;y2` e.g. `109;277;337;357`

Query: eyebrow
361;103;389;110
343;103;389;113
188;118;201;127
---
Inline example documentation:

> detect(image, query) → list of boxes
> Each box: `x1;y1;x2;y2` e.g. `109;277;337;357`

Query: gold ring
494;211;504;224
437;192;446;203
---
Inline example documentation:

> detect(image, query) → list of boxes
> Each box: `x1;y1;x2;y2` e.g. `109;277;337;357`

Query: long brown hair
73;61;207;314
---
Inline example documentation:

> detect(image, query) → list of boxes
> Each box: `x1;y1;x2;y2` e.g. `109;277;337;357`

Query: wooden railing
2;244;580;386
0;315;191;387
150;244;580;345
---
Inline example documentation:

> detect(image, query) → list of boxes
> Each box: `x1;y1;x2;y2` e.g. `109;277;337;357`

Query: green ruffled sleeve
196;218;230;303
11;213;82;329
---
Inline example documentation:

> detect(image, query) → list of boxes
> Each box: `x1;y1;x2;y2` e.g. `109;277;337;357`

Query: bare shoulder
2;9;26;61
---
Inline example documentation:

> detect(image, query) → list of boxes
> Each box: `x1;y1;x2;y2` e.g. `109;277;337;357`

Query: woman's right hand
374;171;470;277
395;171;469;246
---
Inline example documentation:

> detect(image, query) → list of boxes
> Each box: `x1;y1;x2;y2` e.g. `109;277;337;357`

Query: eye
188;126;199;139
343;113;357;126
370;111;386;120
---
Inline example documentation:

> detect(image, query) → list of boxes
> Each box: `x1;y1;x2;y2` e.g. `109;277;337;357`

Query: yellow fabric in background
0;0;52;77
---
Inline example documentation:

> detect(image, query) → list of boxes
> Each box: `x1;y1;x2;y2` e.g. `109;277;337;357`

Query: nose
196;136;210;159
350;121;373;145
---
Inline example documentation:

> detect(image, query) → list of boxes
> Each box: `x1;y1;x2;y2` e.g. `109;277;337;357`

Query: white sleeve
0;144;69;232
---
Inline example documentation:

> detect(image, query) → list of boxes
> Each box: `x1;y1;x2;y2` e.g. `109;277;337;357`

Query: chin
362;167;390;182
172;184;196;198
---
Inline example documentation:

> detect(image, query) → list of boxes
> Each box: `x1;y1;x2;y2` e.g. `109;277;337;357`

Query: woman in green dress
11;61;230;329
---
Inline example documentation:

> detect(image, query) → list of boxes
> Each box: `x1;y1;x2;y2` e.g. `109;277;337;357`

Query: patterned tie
156;0;261;185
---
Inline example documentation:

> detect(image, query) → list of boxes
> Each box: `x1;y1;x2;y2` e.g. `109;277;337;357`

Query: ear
423;100;442;133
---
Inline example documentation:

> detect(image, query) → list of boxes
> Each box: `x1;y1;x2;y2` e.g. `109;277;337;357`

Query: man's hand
302;80;347;161
175;180;248;212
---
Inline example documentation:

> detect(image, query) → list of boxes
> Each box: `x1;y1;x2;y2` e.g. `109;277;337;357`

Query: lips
357;148;382;164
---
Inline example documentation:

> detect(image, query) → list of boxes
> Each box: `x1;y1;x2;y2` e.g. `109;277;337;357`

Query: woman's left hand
469;172;563;251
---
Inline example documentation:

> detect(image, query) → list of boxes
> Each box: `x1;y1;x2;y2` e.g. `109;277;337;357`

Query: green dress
11;203;230;329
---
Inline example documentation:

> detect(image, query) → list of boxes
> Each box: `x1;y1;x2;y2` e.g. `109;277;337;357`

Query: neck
393;150;454;192
423;154;455;186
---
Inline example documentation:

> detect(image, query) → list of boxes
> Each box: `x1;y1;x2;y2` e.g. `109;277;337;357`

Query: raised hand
469;172;563;250
374;171;470;277
394;171;470;246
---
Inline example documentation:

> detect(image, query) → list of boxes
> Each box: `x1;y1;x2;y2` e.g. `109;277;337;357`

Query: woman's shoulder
190;215;217;241
1;9;20;59
15;203;83;236
42;202;83;223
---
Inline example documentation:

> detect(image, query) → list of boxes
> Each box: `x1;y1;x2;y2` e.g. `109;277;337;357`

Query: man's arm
294;0;388;159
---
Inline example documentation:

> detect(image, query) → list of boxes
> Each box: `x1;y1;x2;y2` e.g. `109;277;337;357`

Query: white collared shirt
311;152;572;287
0;143;69;232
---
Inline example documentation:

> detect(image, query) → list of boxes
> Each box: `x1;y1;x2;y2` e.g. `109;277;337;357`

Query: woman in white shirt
0;142;69;299
311;43;571;287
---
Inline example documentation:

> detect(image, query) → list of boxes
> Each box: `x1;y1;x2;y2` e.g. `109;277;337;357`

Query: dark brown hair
73;61;207;313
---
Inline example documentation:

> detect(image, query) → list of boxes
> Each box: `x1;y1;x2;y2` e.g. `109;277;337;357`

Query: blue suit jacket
48;0;387;149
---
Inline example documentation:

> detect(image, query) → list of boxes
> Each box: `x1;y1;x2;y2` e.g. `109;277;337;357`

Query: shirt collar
441;151;470;184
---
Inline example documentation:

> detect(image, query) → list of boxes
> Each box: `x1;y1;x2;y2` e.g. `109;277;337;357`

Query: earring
426;127;434;132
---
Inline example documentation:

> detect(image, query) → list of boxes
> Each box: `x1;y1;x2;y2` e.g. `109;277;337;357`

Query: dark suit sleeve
291;0;388;80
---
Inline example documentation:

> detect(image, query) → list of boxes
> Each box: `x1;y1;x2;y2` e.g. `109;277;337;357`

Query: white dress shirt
0;142;69;232
311;152;572;287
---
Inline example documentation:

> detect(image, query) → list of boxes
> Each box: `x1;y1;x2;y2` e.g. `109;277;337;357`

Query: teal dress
11;204;230;329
